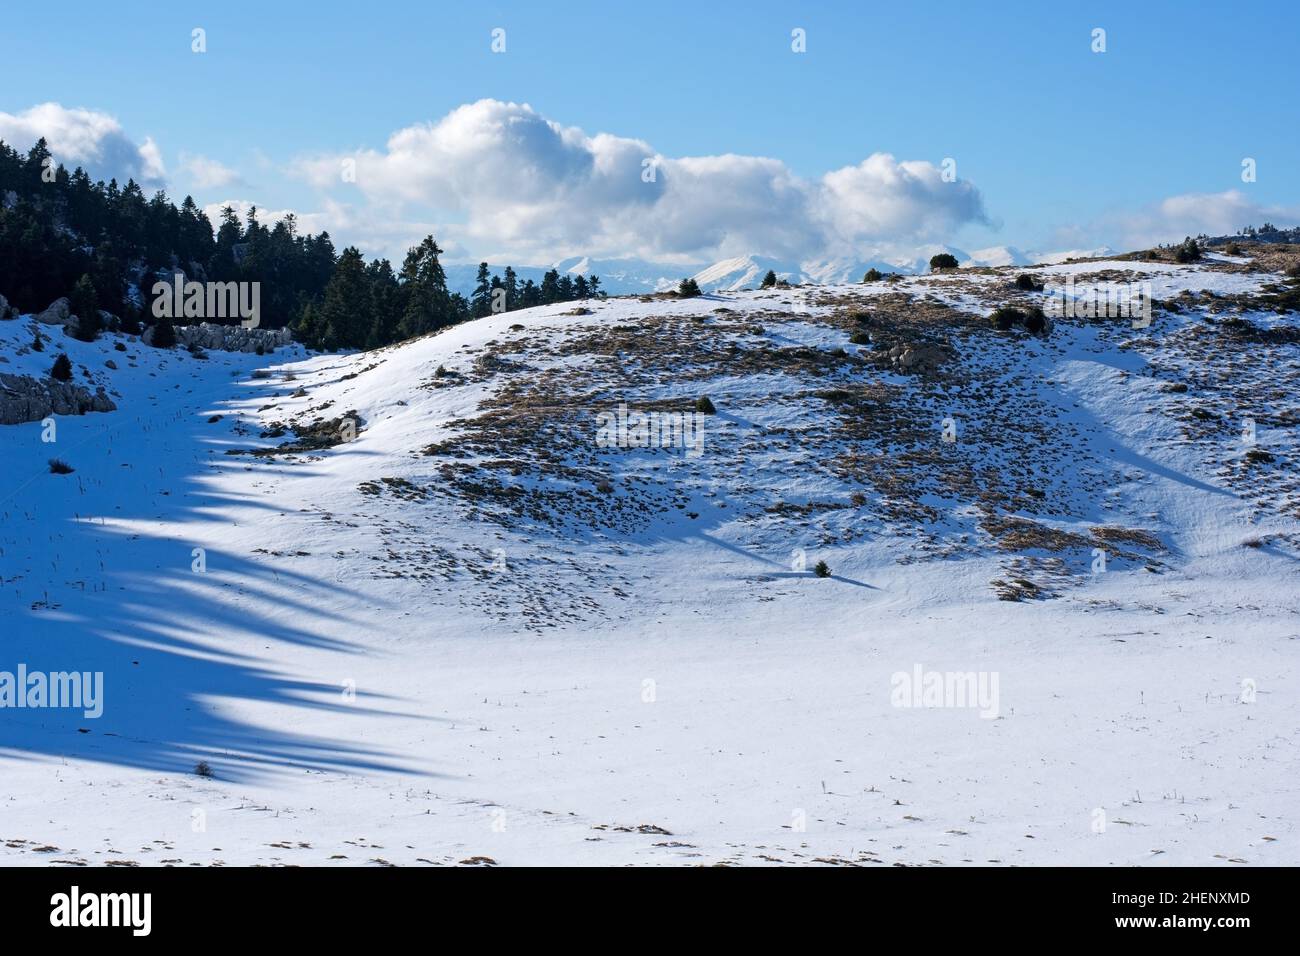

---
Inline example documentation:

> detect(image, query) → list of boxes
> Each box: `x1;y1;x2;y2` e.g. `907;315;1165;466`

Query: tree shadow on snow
0;379;444;784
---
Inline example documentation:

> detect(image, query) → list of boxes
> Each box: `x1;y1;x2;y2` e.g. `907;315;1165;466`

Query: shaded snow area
1;254;1297;866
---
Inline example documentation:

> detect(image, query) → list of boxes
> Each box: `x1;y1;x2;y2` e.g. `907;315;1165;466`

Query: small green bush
813;560;831;578
69;274;101;342
50;353;73;381
678;278;702;298
990;306;1022;331
150;315;177;348
48;458;74;474
696;396;716;414
1174;236;1201;263
863;268;883;282
929;253;959;271
760;270;777;289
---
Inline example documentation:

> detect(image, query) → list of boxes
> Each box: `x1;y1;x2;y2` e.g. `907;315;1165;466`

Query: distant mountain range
444;245;1117;297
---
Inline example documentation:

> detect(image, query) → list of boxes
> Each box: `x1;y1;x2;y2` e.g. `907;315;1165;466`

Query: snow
2;262;1297;867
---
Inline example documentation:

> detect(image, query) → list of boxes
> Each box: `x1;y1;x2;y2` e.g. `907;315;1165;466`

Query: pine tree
761;269;777;289
364;259;399;349
210;205;243;283
540;269;560;305
26;137;52;189
296;302;324;349
50;353;73;381
151;313;177;348
69;274;102;341
520;279;540;309
489;275;504;315
399;236;455;338
502;266;519;312
470;262;492;318
119;301;142;336
318;247;372;349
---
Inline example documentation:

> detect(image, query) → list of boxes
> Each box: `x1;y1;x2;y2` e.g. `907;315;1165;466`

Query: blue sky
2;0;1297;265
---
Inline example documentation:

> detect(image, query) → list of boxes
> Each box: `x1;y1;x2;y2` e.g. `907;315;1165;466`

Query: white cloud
0;102;165;188
1094;190;1300;249
289;98;990;264
202;199;325;235
198;197;454;259
178;153;244;190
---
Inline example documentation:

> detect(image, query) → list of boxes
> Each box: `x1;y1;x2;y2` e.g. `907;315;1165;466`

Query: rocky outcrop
0;371;117;425
143;322;293;353
36;297;74;327
888;342;949;374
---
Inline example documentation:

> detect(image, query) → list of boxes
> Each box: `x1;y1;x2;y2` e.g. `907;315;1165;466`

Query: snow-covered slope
2;252;1298;867
963;245;1033;267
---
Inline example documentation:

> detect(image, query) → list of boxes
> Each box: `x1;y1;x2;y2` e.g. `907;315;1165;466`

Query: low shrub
1173;236;1201;263
50;353;73;381
990;306;1022;331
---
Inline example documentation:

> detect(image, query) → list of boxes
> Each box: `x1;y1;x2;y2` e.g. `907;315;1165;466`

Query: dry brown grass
1089;526;1165;552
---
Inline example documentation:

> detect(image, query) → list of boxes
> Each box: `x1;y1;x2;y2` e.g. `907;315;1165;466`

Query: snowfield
1;256;1297;867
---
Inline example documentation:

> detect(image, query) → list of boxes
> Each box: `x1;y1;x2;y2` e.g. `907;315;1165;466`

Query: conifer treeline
0;138;604;350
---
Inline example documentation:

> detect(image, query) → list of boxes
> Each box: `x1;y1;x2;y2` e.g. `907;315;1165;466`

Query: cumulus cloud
200;197;458;259
0;102;165;188
289;99;989;264
1096;190;1300;249
178;153;244;190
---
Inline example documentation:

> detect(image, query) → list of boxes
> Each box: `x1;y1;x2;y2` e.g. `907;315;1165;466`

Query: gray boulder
36;297;75;327
146;321;293;353
0;371;117;425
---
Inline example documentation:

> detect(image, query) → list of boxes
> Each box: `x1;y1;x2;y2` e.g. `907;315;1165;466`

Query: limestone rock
892;343;948;374
0;372;117;425
144;322;293;353
36;297;74;327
